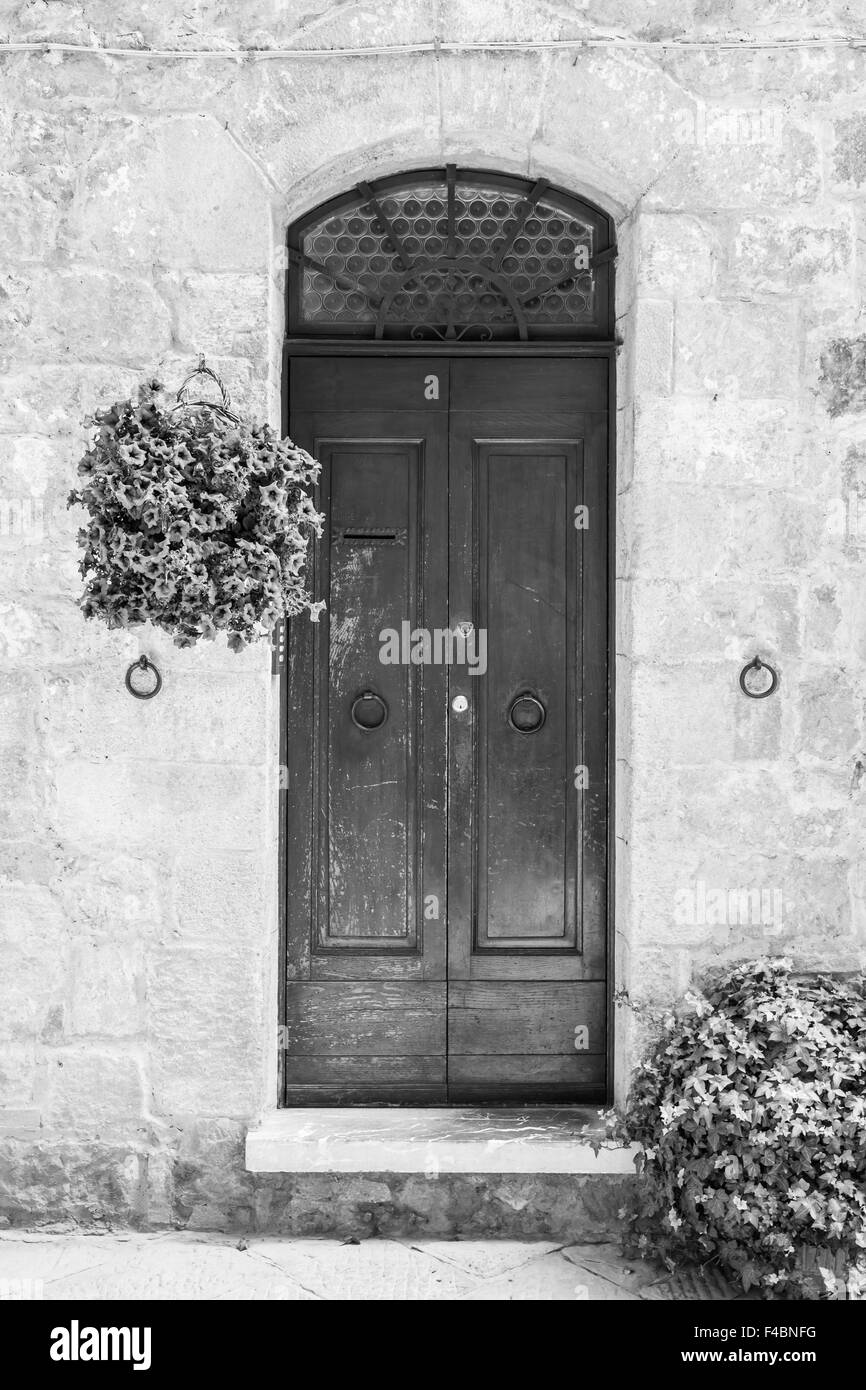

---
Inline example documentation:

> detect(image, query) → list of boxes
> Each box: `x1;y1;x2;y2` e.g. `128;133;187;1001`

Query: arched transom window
288;166;615;342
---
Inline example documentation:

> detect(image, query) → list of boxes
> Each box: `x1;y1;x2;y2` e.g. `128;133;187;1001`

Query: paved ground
0;1231;738;1300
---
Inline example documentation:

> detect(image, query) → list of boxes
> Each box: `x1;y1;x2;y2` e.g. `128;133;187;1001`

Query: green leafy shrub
68;379;324;650
615;958;866;1299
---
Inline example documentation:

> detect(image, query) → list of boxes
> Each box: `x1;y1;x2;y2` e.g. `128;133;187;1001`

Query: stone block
0;671;39;753
167;271;270;359
0;174;65;261
0;434;62;503
42;1051;146;1131
632;396;826;491
583;0;694;32
789;765;855;847
115;54;243;116
695;856;856;972
0;837;65;891
147;948;263;1117
628;865;713;953
631;842;801;952
615;398;635;491
675;298;800;397
53;762;269;852
633;299;673;396
76;116;271;271
251;1172;634;1242
41;669;268;766
803;583;841;653
0;529;79;605
659;38;864;105
53;852;164;943
630;763;795;854
795;674;860;760
732;689;783;761
2;0;376;48
0;1043;38;1108
438;0;566;43
644;124;821;211
849;856;866;946
630;483;811;580
839;443;866;549
832;113;866;186
217;58;439;197
0;877;66;947
0;268;172;366
630;663;735;766
625;947;692;1006
834;573;866;662
0;365;142;436
69;943;142;1038
0;927;66;1041
637;213;716;295
0;49;119;109
818;336;866;416
540;50;705;208
0;105;92;210
168;851;270;945
0;598;136;669
438;50;547;145
0;1138;144;1225
171;1117;254;1228
722;213;854;296
629;580;798;662
0;751;46;841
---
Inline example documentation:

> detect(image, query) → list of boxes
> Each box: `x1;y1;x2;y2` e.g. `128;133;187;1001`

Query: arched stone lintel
278;133;631;232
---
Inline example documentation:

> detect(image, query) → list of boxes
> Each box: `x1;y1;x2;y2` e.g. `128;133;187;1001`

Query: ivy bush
615;958;866;1299
69;379;324;650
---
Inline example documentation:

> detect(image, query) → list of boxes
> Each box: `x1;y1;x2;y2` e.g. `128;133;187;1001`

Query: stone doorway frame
252;150;637;1149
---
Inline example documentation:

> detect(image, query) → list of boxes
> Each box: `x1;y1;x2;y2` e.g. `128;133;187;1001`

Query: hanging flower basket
68;364;324;650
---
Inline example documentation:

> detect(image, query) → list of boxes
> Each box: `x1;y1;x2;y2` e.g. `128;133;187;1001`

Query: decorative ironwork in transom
288;167;615;342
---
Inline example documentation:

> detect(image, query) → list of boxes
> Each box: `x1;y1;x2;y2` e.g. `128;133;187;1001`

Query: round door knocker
350;690;388;731
508;692;547;734
739;655;779;700
125;655;162;700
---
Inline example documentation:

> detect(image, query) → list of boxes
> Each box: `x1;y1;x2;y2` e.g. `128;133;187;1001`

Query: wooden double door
284;356;609;1104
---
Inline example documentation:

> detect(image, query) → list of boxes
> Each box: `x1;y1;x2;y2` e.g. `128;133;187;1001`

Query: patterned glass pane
295;172;603;339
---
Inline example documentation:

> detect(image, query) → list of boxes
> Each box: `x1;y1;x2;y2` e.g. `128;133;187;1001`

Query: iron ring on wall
739;655;779;700
125;655;162;700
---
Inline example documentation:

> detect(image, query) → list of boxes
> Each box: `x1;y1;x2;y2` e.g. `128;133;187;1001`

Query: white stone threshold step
245;1108;639;1175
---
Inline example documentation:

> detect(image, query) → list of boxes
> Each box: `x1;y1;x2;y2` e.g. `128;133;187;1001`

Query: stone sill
245;1107;639;1175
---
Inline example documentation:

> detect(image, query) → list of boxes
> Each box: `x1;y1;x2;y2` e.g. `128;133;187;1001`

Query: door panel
284;982;446;1055
285;360;449;1102
475;441;581;949
285;356;608;1104
325;442;422;946
447;361;608;1097
448;981;606;1100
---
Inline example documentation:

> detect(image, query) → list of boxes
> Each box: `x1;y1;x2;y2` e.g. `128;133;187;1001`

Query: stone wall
1;1;866;1226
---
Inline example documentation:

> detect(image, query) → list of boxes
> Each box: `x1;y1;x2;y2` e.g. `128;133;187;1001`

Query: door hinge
271;617;287;674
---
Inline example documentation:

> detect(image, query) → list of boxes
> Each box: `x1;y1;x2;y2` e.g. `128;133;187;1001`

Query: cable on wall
0;34;865;60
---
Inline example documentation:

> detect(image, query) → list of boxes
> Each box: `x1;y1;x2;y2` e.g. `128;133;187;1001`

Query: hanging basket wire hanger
123;355;236;701
170;354;240;424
